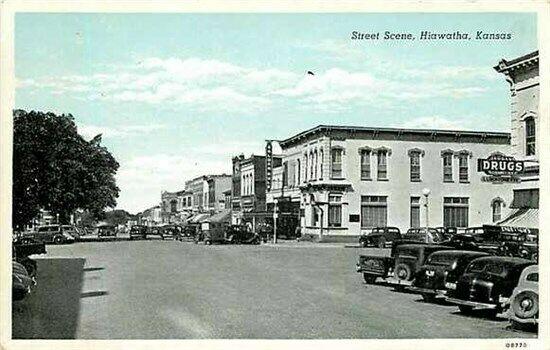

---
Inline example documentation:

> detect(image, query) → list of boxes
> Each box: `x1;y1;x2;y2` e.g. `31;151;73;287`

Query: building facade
268;125;515;239
494;50;539;229
160;189;192;223
185;174;231;213
230;154;270;229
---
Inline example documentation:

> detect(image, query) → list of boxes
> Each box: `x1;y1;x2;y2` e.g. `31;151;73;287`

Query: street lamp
422;188;431;227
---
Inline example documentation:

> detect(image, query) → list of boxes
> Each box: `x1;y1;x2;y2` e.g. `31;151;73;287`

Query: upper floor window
526;117;536;156
319;149;324;179
492;198;503;223
304;154;309;182
170;200;177;213
282;162;288;188
458;154;469;183
331;148;343;178
296;159;301;184
360;149;371;180
409;152;421;182
313;150;318;180
442;152;453;182
309;152;314;180
377;151;387;180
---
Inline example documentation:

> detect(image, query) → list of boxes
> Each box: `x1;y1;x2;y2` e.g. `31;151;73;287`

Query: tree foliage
13;110;120;228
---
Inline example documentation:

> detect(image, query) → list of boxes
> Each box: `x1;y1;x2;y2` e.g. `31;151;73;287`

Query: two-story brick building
494;50;539;229
267;125;515;241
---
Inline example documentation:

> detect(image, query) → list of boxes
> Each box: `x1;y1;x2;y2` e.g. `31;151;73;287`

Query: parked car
160;225;179;240
24;225;75;244
401;227;447;244
177;224;199;241
202;221;229;245
12;261;34;301
518;232;538;262
356;243;453;287
359;227;401;248
61;225;80;240
434;227;460;241
449;225;530;256
96;224;117;238
13;236;46;279
225;225;261;244
505;265;538;327
445;256;535;316
129;225;148;240
407;250;490;302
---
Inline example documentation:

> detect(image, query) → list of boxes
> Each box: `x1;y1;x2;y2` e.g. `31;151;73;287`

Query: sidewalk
261;240;362;249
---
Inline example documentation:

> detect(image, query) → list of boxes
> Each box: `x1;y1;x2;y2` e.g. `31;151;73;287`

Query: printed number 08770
506;343;527;348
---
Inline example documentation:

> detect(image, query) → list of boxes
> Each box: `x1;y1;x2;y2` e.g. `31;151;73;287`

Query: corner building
274;125;514;240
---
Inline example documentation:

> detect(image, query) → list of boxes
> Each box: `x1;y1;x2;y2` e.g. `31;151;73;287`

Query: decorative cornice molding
407;148;425;157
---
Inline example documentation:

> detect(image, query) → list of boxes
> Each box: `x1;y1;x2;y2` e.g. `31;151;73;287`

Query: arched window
492;198;504;223
525;117;536;156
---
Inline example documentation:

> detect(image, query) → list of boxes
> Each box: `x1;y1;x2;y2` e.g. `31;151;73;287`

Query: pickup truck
356;242;453;288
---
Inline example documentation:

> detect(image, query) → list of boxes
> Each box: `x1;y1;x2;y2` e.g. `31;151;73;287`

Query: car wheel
531;252;538;262
512;291;538;320
363;273;377;284
421;293;435;303
378;237;386;249
458;305;474;314
53;235;64;244
394;263;412;281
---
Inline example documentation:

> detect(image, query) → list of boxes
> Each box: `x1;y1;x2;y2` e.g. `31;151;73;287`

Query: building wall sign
477;154;524;183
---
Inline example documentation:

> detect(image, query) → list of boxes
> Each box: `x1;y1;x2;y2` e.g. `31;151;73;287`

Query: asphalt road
12;240;536;339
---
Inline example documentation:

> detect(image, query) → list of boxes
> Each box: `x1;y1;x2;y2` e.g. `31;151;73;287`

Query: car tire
458;305;474;314
363;273;377;284
394;263;412;281
12;289;27;301
378;237;386;249
53;235;64;244
512;291;538;320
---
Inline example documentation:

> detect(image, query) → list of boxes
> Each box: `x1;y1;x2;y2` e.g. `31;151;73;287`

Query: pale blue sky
15;13;537;213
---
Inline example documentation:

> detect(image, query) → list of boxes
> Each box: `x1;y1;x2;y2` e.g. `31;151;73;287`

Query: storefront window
361;196;387;227
443;197;469;227
328;194;342;227
526;117;536;156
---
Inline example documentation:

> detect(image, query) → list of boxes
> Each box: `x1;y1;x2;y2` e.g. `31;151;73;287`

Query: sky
14;13;537;214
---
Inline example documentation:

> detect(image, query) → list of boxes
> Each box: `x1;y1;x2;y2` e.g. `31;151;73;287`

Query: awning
187;213;210;224
510;189;539;209
498;208;538;230
203;209;231;223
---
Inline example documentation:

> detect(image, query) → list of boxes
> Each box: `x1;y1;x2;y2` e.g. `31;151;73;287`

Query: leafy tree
13;110;120;229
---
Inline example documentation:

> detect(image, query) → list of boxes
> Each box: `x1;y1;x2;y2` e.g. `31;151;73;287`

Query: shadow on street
12;258;86;339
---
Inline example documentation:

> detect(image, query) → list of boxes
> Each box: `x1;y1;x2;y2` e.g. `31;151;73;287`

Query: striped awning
498;208;538;230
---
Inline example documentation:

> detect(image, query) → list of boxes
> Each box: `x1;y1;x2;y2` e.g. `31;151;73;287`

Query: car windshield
466;259;487;273
371;228;383;234
397;247;420;257
426;253;456;266
484;262;509;277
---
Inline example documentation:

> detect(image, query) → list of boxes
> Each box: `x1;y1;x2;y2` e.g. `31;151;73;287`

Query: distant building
160;189;192;223
185;174;231;213
139;205;162;226
230;154;274;230
494;50;539;229
267;125;514;240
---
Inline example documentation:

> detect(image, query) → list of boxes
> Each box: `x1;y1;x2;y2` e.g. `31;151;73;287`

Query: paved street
13;240;535;339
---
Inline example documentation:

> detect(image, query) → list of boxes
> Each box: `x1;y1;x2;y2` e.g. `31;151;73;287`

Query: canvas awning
204;209;231;223
187;213;210;224
498;208;538;230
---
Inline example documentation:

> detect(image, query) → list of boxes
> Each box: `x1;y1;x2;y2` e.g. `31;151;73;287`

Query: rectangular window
328;194;342;227
377;151;387;180
458;155;469;182
296;159;301;184
410;197;420;228
361;196;387;228
410;153;421;182
311;208;319;227
443;154;453;182
331;148;343;178
360;150;371;180
443;197;469;228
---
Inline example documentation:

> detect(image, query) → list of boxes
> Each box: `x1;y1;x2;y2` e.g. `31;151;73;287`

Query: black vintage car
225;225;261;244
13;236;46;279
359;227;401;248
159;225;179;240
400;227;447;244
445;256;535;316
356;243;453;287
129;225;148;240
408;250;490;302
449;225;529;256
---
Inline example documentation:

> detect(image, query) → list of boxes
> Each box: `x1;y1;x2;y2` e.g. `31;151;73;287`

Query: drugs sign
477;154;524;183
